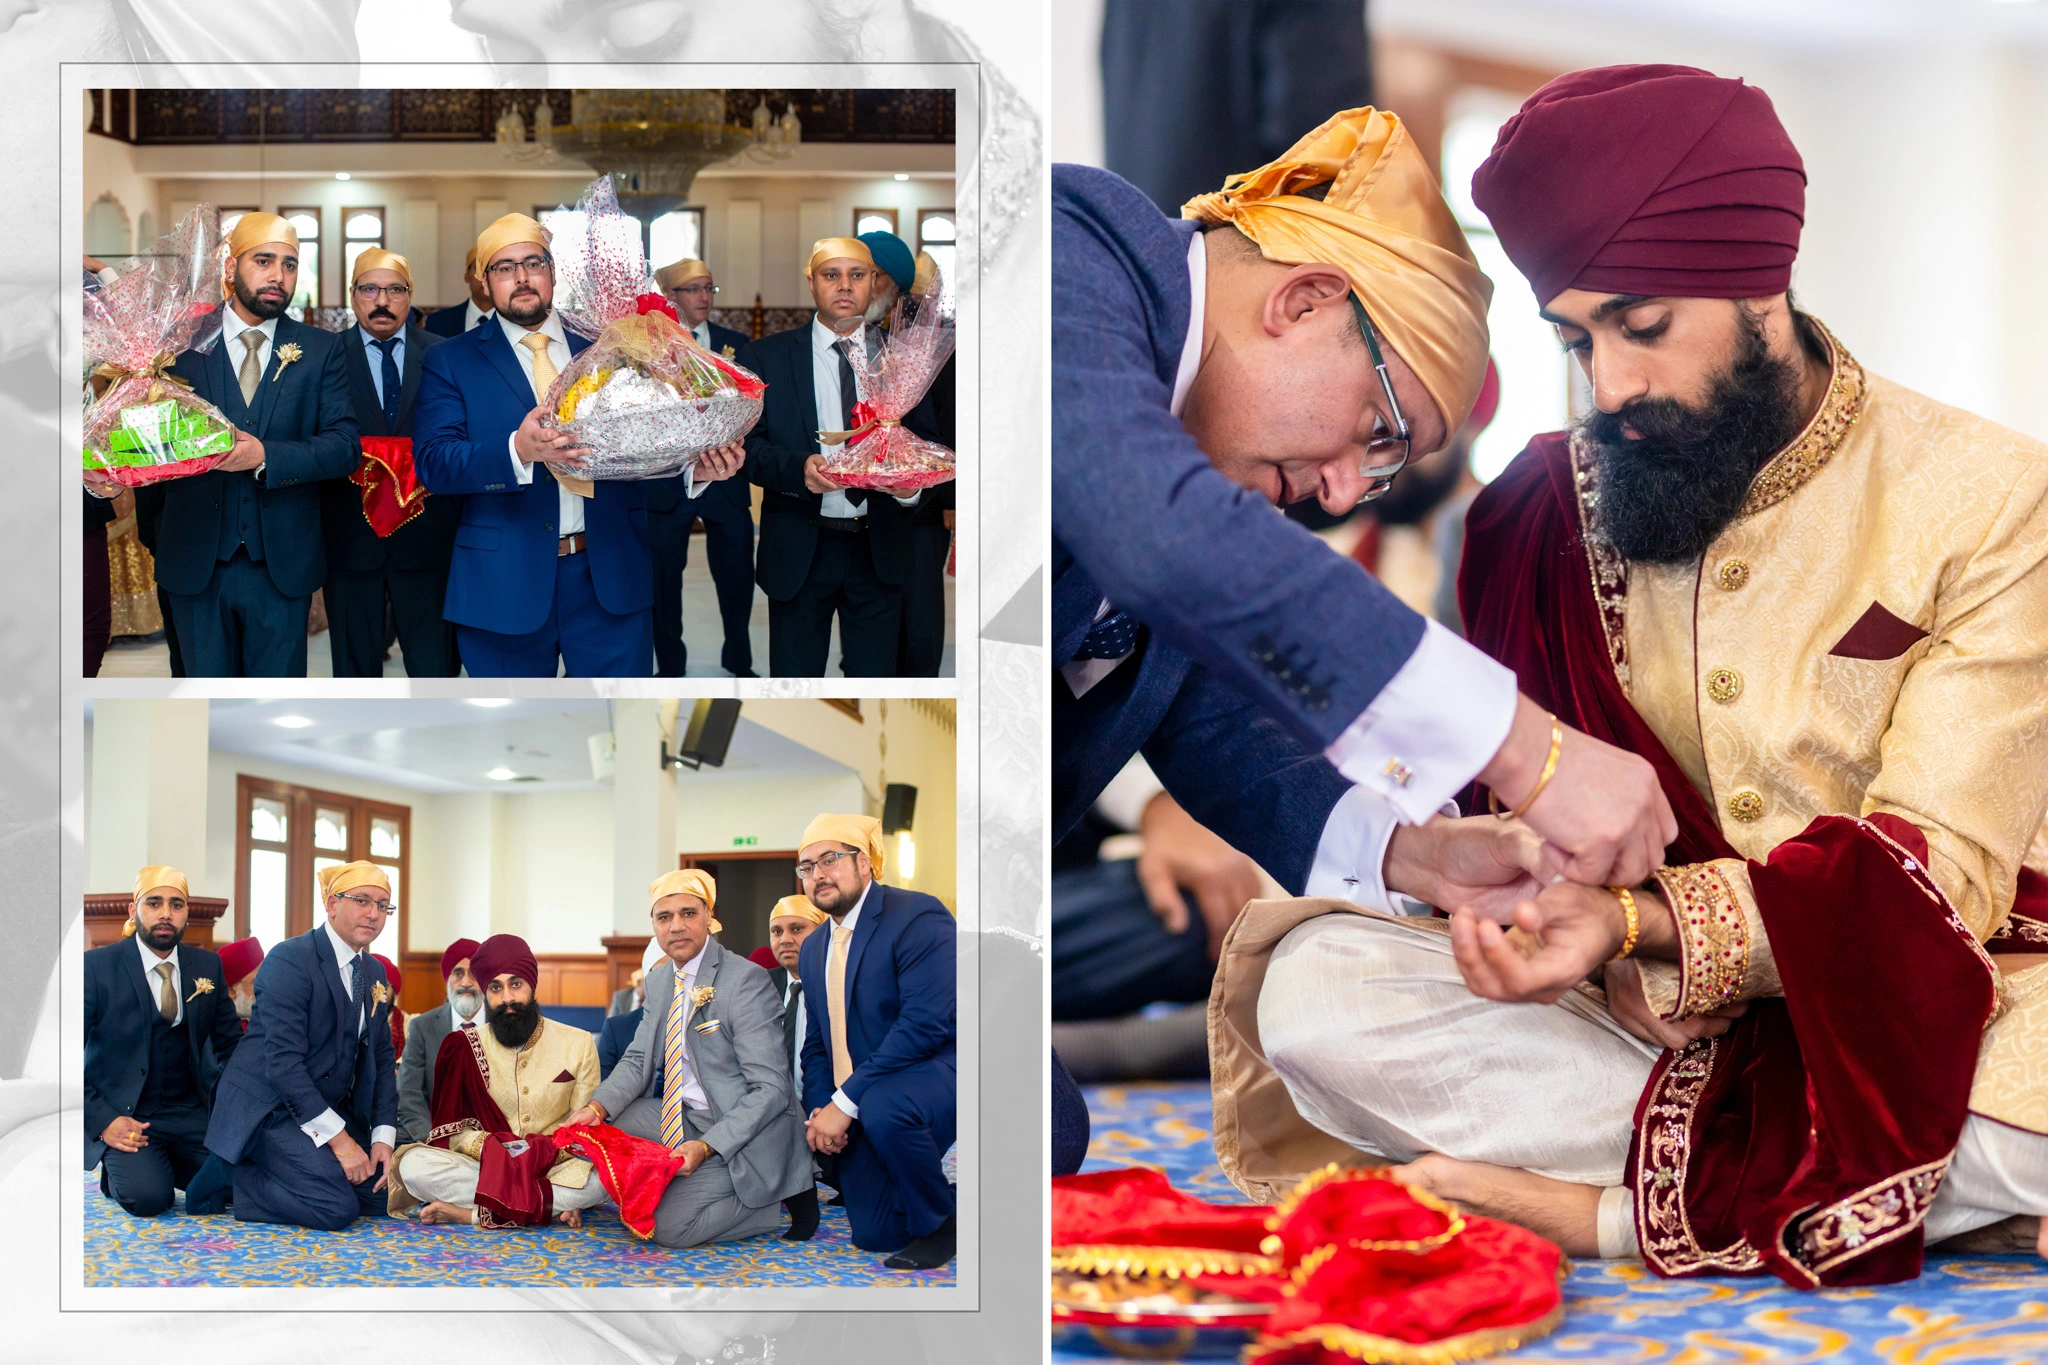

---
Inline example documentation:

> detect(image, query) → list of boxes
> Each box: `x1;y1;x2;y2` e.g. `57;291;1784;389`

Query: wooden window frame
342;205;386;289
852;206;898;237
916;206;956;249
276;205;323;309
234;774;411;954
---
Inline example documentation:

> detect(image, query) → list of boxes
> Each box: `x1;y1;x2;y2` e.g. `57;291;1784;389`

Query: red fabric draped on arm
427;1025;500;1147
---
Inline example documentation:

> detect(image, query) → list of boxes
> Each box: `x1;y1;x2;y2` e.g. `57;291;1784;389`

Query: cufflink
1382;758;1414;788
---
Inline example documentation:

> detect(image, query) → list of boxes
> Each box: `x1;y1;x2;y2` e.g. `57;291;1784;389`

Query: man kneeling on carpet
562;870;815;1247
388;933;607;1227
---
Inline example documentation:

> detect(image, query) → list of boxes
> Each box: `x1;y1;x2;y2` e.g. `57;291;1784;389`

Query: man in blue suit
149;213;360;676
422;246;493;338
647;256;758;677
411;214;746;677
203;862;399;1231
83;866;244;1216
793;815;955;1268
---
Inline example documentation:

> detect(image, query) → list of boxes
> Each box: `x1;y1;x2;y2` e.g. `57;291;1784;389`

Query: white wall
675;773;867;856
82;130;152;259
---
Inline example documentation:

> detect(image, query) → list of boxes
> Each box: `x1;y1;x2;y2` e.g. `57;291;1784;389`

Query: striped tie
659;966;692;1149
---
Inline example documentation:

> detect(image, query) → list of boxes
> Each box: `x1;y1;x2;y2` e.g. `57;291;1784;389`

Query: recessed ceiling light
893;173;910;182
335;172;352;181
273;715;314;729
486;766;517;781
467;698;515;708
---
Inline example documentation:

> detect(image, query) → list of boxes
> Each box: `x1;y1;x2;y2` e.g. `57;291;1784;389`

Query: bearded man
1223;65;2048;1286
388;933;605;1227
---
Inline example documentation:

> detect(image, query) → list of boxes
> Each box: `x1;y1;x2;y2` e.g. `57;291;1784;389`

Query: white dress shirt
782;972;807;1090
809;315;920;518
136;935;182;1027
463;299;489;331
301;922;399;1152
826;882;875;1119
691;320;712;350
501;311;585;536
220;305;278;383
1061;230;1520;910
663;944;711;1111
357;324;405;406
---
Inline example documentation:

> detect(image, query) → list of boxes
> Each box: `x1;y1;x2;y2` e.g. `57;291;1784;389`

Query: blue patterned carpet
1059;1083;2048;1363
85;1151;957;1288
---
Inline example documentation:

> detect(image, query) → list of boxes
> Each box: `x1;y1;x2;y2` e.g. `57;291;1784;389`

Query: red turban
1471;64;1805;307
372;954;403;997
440;937;481;980
469;933;539;989
218;937;264;990
1467;357;1500;436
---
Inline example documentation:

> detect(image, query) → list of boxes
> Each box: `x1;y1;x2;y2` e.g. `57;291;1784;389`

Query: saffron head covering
218;937;264;990
475;213;552;271
770;894;829;927
469;933;539;989
318;861;390;901
912;250;941;296
463;245;479;276
226;212;300;259
654;257;713;291
805;236;875;277
647;869;721;933
1470;64;1806;308
1183;107;1494;436
799;813;886;878
440;937;482;981
349;247;413;290
133;865;189;900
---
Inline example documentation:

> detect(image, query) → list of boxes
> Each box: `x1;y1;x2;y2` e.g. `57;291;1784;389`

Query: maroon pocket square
1829;602;1928;661
553;1069;575;1083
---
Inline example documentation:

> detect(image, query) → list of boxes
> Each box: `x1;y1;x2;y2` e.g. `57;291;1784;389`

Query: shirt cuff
892;490;921;507
1324;617;1518;824
1302;785;1404;911
303;1108;345;1146
508;432;534;484
832;1088;859;1119
370;1125;396;1150
1094;756;1165;833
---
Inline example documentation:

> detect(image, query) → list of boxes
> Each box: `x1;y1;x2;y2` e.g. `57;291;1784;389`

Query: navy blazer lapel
306;927;353;1047
843;882;884;1015
796;325;821;445
177;942;211;1064
246;315;296;439
479;319;537;408
127;939;165;1025
340;326;387;437
395;324;427;426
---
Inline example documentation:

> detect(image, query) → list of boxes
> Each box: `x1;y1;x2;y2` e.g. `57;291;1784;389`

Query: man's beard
864;285;900;328
135;917;184;951
1579;309;1807;564
488;997;542;1048
449;986;482;1021
499;289;549;327
232;272;289;321
232;990;254;1021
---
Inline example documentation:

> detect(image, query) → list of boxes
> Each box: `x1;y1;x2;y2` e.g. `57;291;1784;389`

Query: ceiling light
486;766;517;781
893;173;909;182
335;172;352;181
273;715;314;729
896;830;917;880
467;698;514;708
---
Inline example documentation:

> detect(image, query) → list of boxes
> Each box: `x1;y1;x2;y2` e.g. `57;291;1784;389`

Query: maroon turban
373;953;403;997
218;937;264;990
469;933;538;990
440;937;481;981
1471;64;1805;307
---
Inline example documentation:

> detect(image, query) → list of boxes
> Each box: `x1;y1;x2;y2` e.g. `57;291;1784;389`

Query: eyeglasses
484;254;552;282
353;282;411;301
794;849;857;880
1350;295;1412;499
335;890;397;915
671;282;718;297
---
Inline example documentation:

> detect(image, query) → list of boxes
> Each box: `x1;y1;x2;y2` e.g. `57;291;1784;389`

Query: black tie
372;336;401;432
832;338;867;509
349;951;368;1038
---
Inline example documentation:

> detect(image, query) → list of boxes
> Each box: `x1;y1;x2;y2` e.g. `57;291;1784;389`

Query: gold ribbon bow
817;416;900;447
87;350;194;413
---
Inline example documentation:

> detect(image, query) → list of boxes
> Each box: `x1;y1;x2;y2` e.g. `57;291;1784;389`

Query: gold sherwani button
1705;667;1743;703
1715;559;1750;591
1727;789;1765;822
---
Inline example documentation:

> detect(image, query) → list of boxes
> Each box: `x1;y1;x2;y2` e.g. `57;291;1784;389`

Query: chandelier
496;90;800;197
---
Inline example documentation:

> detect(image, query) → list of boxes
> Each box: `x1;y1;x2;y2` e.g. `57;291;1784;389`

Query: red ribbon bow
848;400;881;442
634;292;678;322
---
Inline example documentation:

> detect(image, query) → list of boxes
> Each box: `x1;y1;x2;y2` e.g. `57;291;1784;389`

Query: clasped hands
805;1103;852;1154
514;404;745;483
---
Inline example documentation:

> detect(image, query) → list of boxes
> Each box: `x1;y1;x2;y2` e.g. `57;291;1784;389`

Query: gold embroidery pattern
1739;320;1867;517
1245;1305;1567;1365
1634;1038;1766;1277
1654;864;1749;1018
1991;912;2048;947
1569;442;1631;688
1726;789;1765;822
1714;558;1750;592
1049;1244;1277;1279
427;1023;493;1145
1791;1158;1949;1279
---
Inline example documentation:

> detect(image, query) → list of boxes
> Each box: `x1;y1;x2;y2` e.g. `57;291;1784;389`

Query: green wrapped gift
99;402;234;467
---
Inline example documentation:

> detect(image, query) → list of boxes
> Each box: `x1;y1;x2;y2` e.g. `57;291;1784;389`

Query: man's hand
1384;815;1546;922
329;1131;372;1185
1135;792;1262;960
806;1104;852;1153
83;469;123;499
1481;695;1676;888
1448;881;1632;1005
803;455;848;495
562;1103;606;1130
214;427;266;474
514;406;589;467
100;1117;149;1153
369;1140;395;1192
1603;958;1747;1050
942;509;955;530
694;442;745;483
676;1139;713;1176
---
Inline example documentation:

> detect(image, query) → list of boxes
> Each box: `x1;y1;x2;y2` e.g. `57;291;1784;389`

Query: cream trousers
395;1145;609;1218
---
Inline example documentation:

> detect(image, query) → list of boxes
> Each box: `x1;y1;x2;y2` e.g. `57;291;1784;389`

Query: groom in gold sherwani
1219;64;2048;1287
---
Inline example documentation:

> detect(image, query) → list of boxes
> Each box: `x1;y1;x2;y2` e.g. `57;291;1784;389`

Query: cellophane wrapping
822;264;957;492
539;177;764;483
82;203;234;488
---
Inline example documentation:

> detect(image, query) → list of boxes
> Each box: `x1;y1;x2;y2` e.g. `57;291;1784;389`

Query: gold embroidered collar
1738;317;1866;518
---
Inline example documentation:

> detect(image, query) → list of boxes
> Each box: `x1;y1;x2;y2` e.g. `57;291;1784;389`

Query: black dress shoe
783;1186;820;1241
882;1215;956;1270
725;666;759;678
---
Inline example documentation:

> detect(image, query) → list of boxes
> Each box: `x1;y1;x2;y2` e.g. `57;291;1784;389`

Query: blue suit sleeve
259;338;361;488
371;991;398;1135
1051;199;1427;751
597;1016;623;1078
257;948;336;1126
799;936;833;1114
202;953;244;1071
413;346;516;495
839;906;954;1108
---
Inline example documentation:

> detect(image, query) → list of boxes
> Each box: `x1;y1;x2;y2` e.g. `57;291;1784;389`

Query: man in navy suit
647;257;758;677
793;815;955;1268
83;866;244;1216
740;237;944;677
137;214;360;676
203;862;400;1231
411;214;746;677
319;248;458;677
422;246;493;338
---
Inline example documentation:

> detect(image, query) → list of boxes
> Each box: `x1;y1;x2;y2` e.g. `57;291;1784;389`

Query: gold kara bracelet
1491;716;1563;821
1609;886;1640;961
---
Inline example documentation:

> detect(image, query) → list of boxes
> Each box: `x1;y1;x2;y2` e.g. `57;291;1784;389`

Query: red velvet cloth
476;1132;557;1226
350;436;428;538
553;1122;687;1239
426;1023;500;1147
1470;65;1805;306
1457;434;1999;1287
1052;1167;1271;1255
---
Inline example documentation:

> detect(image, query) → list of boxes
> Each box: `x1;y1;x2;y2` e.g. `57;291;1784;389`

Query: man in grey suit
565;871;811;1247
394;938;480;1146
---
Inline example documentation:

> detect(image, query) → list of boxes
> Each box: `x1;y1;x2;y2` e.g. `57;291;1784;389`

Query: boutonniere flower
689;985;716;1012
271;341;304;382
186;977;214;1003
720;345;736;360
371;981;391;1007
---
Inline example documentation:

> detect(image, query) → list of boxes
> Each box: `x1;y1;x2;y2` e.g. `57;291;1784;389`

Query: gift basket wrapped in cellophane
538;177;764;487
818;255;956;493
82;203;234;487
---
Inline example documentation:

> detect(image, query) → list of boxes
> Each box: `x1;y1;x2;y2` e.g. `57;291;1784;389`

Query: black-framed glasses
335;890;397;915
670;282;718;297
353;282;411;301
1351;294;1412;499
484;253;552;282
794;849;856;880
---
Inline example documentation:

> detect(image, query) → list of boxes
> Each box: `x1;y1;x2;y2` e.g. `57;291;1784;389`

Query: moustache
369;308;395;320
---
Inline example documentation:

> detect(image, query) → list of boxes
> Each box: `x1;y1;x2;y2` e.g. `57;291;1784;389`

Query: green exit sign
732;836;758;847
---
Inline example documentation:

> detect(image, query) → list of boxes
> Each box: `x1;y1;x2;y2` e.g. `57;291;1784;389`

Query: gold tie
519;332;592;499
237;331;264;405
827;922;854;1088
155;961;176;1023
